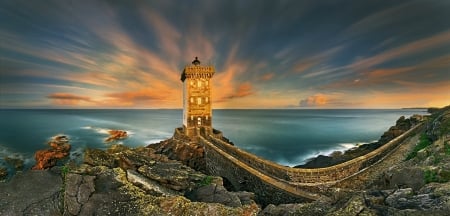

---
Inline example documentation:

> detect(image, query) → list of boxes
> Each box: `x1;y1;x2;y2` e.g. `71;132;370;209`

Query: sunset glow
0;1;449;109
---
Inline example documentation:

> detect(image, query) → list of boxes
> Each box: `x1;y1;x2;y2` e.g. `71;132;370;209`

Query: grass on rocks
405;134;432;160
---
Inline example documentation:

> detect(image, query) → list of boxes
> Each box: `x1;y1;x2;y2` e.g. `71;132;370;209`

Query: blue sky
0;0;449;108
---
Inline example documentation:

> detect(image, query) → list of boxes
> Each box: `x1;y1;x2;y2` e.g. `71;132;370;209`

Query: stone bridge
173;123;423;205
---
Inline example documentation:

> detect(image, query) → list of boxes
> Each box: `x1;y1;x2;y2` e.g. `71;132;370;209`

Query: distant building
180;57;215;137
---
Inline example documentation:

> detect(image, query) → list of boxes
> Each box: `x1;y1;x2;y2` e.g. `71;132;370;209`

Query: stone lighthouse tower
181;57;215;137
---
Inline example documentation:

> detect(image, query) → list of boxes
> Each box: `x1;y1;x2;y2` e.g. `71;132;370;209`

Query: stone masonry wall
203;123;423;185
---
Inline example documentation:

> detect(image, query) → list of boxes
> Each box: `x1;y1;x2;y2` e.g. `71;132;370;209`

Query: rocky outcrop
4;157;24;170
259;201;330;216
84;148;117;168
32;135;71;170
150;137;206;171
105;129;128;142
64;173;96;215
0;167;7;180
0;170;62;215
186;184;250;207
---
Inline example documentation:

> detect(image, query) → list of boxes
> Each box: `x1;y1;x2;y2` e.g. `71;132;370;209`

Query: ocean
0;109;426;170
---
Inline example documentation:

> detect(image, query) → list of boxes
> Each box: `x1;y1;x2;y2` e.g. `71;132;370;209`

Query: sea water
0;109;426;169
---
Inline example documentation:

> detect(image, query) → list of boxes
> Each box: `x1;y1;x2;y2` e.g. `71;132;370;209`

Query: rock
150;137;206;171
232;191;255;205
385;188;414;209
0;167;7;180
32;148;69;170
385;167;425;191
0;170;62;215
185;184;242;207
64;173;96;215
84;148;117;168
137;161;201;192
32;135;71;170
127;169;180;196
106;144;130;154
4;157;24;170
105;130;128;142
328;194;371;216
259;201;330;216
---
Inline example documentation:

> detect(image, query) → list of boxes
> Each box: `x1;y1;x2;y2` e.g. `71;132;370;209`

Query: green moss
438;170;450;183
406;134;432;160
424;169;450;183
198;176;214;186
444;142;450;156
424;170;439;183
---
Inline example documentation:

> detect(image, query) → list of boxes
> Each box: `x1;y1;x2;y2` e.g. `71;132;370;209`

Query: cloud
299;94;329;107
350;30;450;70
139;7;181;59
47;93;93;106
260;73;274;81
291;46;343;74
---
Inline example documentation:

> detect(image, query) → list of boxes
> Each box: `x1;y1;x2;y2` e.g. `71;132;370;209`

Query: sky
0;0;449;109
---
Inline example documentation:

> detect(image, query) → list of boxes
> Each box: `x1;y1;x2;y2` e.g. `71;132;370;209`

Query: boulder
150;138;206;171
32;135;71;170
105;130;128;142
185;184;242;207
385;167;425;191
4;157;24;170
137;161;199;191
83;148;117;168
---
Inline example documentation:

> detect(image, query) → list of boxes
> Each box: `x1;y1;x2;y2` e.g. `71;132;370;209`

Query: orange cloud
299;93;329;107
261;73;274;81
105;88;170;105
47;93;93;106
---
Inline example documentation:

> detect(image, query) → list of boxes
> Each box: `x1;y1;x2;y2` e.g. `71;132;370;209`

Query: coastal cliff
0;106;449;215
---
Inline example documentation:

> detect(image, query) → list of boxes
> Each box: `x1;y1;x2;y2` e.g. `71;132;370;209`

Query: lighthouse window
197;97;202;105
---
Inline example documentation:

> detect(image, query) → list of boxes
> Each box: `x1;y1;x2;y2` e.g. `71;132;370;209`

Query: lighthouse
180;57;215;137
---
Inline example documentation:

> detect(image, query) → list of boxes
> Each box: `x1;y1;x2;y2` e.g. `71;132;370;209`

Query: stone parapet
202;123;423;185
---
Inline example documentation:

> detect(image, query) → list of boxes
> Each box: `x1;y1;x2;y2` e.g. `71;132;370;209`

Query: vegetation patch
198;176;214;186
424;169;450;183
424;170;439;183
444;142;450;156
406;134;432;160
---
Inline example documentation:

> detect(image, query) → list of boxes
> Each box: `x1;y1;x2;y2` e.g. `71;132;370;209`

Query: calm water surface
0;109;426;169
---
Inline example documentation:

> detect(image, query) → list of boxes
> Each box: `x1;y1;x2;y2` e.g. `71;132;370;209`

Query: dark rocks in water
32;135;71;170
105;129;128;142
0;167;7;180
4;157;24;170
